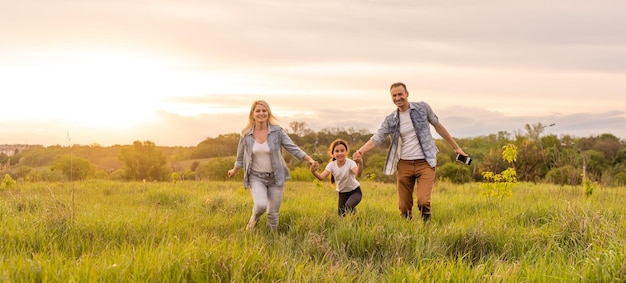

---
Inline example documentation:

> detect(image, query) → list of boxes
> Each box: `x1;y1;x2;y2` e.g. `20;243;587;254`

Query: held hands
353;150;363;163
306;157;319;170
310;162;319;173
354;156;363;164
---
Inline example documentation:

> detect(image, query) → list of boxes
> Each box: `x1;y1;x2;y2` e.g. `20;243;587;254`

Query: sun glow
2;49;231;130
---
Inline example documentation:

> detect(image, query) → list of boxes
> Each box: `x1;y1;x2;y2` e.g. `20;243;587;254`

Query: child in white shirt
311;139;363;216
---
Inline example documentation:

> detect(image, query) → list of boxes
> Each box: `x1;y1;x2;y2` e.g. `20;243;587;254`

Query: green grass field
1;180;625;282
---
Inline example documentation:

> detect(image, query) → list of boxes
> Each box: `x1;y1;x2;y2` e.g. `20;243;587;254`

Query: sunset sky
2;0;625;147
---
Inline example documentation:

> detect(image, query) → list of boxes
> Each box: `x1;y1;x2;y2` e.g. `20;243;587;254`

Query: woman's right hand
227;168;236;178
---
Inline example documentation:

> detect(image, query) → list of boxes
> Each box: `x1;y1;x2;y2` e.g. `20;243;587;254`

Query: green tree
514;140;544;182
50;155;96;181
589;133;621;160
0;153;8;167
118;141;169;181
585;150;609;182
478;148;508;179
540;134;561;177
545;165;580;186
362;154;395;183
524;122;554;142
289;121;312;137
196;157;234;181
614;148;626;164
13;145;60;167
615;168;626;186
437;163;472;183
191;133;239;159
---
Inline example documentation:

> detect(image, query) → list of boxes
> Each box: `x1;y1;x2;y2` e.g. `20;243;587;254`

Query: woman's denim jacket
234;124;307;189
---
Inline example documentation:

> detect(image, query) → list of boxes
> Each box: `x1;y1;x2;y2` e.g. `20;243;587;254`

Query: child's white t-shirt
325;159;360;192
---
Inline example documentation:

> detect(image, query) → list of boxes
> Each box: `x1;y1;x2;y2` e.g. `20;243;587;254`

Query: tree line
2;122;625;186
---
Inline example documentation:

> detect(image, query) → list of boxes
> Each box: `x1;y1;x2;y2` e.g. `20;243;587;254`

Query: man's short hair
390;82;407;92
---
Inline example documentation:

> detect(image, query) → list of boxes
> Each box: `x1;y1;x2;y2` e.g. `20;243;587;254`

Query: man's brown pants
396;159;436;221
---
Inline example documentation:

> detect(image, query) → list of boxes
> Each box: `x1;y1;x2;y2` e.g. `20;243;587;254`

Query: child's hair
327;139;350;185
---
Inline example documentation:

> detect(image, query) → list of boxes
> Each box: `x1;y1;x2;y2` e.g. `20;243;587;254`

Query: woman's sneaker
246;218;257;230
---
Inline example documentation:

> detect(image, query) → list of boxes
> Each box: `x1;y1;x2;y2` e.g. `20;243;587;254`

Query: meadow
1;179;625;282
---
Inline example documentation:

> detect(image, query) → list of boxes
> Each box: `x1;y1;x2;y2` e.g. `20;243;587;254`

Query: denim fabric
233;124;307;189
370;102;440;175
248;173;283;230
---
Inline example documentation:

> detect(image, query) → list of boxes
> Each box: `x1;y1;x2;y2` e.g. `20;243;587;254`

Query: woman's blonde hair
242;100;279;134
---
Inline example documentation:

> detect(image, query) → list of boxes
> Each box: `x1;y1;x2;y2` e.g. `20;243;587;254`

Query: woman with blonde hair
228;100;317;231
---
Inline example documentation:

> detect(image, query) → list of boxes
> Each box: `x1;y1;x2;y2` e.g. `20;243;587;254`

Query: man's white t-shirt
399;110;425;160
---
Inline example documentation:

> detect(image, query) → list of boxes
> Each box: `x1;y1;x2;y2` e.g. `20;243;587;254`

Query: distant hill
0;144;43;156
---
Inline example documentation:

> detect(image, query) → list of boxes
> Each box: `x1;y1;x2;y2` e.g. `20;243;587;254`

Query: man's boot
401;210;413;220
419;205;431;222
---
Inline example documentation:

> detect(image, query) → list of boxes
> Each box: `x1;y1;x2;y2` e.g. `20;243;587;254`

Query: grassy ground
1;180;625;282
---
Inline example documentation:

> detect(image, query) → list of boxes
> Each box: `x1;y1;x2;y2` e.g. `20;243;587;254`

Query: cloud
437;107;626;139
2;1;626;146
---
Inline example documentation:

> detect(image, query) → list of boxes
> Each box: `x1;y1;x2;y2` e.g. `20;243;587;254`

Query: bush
38;169;65;182
583;179;597;197
1;174;16;190
479;144;517;200
50;155;96;181
196;157;235;181
437;163;472;184
290;166;316;182
614;170;626;186
545;165;580;185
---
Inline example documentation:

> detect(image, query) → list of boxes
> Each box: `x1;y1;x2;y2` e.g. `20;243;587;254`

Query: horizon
1;120;624;148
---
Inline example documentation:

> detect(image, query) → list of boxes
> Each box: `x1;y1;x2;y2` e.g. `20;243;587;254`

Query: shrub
546;165;580;185
583;179;597;197
479;144;517;200
1;174;16;190
437;163;472;183
290;166;316;182
196;157;235;181
614;170;626;186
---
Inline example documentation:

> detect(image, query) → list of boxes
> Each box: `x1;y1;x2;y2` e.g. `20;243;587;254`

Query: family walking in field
227;82;468;231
